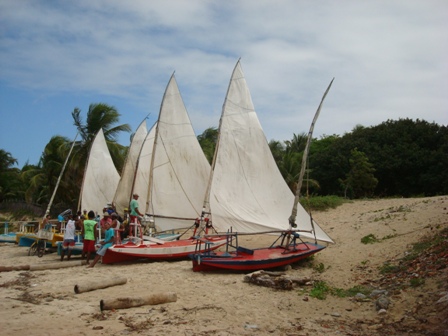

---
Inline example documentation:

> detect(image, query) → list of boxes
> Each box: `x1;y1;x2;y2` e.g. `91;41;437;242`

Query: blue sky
1;1;447;168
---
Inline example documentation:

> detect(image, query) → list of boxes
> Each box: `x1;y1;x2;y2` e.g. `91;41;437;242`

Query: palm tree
0;149;21;201
71;103;131;171
21;136;72;206
284;133;307;153
69;103;131;207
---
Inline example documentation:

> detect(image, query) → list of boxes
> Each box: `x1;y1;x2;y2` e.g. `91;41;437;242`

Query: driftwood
0;260;86;272
100;292;177;311
74;277;127;294
243;270;312;290
29;260;87;271
0;265;31;272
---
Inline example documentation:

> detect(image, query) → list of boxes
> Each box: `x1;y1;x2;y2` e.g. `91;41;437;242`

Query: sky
1;1;447;168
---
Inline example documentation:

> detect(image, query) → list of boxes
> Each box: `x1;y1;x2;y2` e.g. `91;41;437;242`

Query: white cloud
0;0;447;166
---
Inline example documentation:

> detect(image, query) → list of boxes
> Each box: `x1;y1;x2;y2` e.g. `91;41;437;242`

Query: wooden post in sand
74;277;127;294
100;292;177;311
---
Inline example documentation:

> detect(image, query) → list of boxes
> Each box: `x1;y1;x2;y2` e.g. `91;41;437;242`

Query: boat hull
0;233;16;243
102;236;228;264
18;234;63;248
190;243;326;272
19;235;52;248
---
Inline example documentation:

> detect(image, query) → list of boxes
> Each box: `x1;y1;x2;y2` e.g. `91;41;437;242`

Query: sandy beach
1;196;447;335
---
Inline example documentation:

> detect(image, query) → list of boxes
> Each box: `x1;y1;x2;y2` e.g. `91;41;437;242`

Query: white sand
0;196;447;335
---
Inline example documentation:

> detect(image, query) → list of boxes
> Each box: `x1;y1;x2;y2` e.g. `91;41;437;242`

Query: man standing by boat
129;193;143;237
81;211;97;265
60;214;76;261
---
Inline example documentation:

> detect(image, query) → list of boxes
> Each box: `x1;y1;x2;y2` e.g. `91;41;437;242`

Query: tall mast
44;132;78;218
289;78;334;228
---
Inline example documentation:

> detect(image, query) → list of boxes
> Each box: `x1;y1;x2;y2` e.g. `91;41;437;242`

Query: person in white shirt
61;214;77;261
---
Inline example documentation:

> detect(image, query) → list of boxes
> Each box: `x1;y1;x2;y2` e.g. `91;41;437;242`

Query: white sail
208;60;334;243
113;120;148;215
135;122;156;215
80;129;120;216
147;73;211;231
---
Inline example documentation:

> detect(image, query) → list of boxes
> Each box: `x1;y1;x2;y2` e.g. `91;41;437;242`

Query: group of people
57;193;144;268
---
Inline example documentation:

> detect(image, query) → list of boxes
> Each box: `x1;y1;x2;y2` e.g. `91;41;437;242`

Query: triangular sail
208;60;333;243
146;73;211;231
113;119;148;215
80;129;120;216
135;122;157;215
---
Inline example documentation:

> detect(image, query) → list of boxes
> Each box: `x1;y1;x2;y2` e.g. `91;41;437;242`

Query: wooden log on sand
74;277;127;294
29;260;87;271
100;292;177;311
0;260;87;272
0;265;31;272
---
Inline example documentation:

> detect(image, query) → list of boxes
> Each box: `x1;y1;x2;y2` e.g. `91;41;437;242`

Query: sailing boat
102;73;227;264
189;60;334;272
56;129;120;255
111;118;179;241
79;128;120;216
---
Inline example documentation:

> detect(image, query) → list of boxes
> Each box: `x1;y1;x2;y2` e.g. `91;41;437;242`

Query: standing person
129;193;143;236
87;221;115;268
110;213;122;244
81;211;97;265
61;214;76;261
37;214;51;233
99;212;112;236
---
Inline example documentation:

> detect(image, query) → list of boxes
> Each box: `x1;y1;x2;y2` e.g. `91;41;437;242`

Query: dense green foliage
0;149;21;202
310;119;448;197
0;116;446;216
197;127;218;163
299;195;347;212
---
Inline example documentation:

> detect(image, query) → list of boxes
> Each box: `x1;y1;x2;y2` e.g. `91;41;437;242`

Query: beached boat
102;74;227;264
19;233;61;249
189;60;334;272
15;221;40;245
0;222;16;243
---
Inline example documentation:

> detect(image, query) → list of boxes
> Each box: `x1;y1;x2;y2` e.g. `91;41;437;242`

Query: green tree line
1;104;447;215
